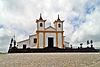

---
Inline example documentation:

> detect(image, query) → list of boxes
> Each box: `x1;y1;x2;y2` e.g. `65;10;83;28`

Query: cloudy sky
0;0;100;52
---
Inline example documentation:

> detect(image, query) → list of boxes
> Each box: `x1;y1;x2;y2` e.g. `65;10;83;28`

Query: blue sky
0;0;100;52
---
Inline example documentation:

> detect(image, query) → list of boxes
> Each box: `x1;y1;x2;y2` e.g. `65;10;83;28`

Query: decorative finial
58;14;60;20
40;13;42;20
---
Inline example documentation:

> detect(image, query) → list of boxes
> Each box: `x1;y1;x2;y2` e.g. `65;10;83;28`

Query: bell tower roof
36;13;46;22
54;14;64;23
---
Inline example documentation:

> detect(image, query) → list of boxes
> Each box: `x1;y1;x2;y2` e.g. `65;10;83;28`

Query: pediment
45;26;56;31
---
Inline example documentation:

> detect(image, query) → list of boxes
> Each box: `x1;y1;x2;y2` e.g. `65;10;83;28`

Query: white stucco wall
39;32;43;48
54;23;57;29
17;39;29;48
37;22;45;30
45;33;56;47
17;34;37;48
29;35;37;48
58;33;62;48
56;22;63;31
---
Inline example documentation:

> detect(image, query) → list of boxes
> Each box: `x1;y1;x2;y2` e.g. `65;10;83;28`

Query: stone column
37;32;39;48
43;32;45;48
56;32;58;47
62;32;64;48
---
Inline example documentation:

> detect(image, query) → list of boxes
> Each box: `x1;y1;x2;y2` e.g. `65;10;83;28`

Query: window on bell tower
40;23;43;27
58;24;61;28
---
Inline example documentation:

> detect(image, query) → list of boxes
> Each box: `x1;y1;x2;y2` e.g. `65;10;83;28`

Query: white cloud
70;4;100;48
0;0;100;52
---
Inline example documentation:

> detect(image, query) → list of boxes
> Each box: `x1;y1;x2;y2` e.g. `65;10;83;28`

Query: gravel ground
0;53;100;67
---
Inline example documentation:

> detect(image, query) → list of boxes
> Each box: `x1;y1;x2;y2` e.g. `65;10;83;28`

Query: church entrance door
48;37;54;48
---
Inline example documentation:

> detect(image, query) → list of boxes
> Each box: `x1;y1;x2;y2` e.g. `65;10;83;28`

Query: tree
14;40;16;47
9;44;12;49
9;38;13;49
87;40;89;47
90;40;93;45
87;40;89;45
10;38;13;44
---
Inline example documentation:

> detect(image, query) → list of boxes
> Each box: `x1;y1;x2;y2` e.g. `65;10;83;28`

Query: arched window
58;24;61;28
40;23;43;27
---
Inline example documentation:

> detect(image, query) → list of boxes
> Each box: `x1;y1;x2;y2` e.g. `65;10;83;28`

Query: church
17;14;69;49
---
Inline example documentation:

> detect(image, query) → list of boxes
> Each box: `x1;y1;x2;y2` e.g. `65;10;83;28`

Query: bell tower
36;13;46;31
54;15;64;31
54;15;64;48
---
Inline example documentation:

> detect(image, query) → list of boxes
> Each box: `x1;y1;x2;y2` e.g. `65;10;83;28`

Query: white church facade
17;14;69;48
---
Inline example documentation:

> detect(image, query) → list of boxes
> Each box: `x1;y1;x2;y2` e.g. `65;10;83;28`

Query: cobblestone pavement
0;53;100;67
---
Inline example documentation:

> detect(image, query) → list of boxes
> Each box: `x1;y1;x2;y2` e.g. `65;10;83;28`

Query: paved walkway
0;53;100;67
